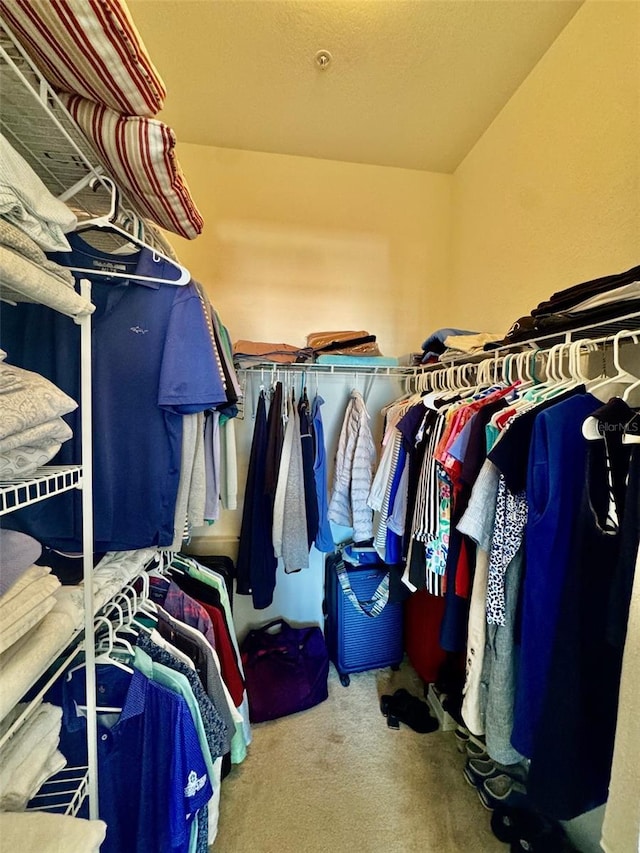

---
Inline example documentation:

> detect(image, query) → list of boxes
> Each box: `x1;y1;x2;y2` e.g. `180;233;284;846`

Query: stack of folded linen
0;565;61;655
0;351;77;478
0;592;79;723
0;811;106;853
0;701;66;811
0;134;94;317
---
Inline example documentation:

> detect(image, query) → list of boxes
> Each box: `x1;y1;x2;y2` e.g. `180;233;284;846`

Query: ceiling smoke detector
315;50;332;70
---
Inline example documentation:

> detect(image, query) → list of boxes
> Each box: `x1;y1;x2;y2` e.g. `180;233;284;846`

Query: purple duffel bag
240;619;330;723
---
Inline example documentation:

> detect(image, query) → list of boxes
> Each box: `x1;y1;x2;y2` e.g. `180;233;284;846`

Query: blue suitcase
324;551;403;686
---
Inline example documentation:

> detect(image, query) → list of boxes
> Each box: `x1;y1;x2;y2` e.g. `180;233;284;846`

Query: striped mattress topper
0;0;166;118
61;93;204;241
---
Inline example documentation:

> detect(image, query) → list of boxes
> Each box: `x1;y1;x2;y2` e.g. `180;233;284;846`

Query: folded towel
0;570;61;655
0;702;64;811
0;605;76;722
0;812;107;853
0;133;76;252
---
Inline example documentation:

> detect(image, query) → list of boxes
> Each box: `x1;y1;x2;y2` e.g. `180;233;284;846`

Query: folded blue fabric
421;328;478;356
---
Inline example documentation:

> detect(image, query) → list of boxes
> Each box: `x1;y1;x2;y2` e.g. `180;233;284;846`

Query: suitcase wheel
339;673;351;687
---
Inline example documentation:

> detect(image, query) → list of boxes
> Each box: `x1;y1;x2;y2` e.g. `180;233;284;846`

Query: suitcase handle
332;554;389;618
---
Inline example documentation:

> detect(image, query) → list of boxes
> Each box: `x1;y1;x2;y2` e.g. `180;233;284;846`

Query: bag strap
332;553;389;618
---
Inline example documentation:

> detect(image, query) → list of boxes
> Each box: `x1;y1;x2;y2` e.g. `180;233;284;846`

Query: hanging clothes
236;390;277;610
311;394;334;553
277;391;309;572
59;665;212;853
328;389;377;542
511;392;602;758
0;232;227;551
298;389;319;549
527;397;636;820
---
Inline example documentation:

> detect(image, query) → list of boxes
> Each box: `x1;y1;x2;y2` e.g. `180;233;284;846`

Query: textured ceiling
128;0;583;173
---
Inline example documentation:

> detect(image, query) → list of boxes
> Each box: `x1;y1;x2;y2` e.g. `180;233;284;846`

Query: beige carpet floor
212;662;506;853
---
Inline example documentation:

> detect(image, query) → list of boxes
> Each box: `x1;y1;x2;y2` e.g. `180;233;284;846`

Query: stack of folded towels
0;701;66;811
0;531;81;723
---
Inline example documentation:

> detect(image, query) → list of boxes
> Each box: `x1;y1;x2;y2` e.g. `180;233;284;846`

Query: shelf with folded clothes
0;466;83;516
412;312;640;387
420;307;640;371
237;361;416;377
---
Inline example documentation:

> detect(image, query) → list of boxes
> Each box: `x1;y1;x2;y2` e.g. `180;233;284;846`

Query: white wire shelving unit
0;20;99;821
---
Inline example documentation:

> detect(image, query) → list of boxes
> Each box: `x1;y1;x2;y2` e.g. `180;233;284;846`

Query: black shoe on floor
381;689;439;733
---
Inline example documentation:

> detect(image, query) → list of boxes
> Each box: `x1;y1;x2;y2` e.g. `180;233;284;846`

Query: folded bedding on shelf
0;567;61;655
0;219;75;288
60;93;204;240
0;418;72;455
0;244;94;317
0;598;77;723
0;701;65;811
0;0;166;117
0;564;51;606
0;812;107;853
0;133;77;252
0;361;77;441
0;531;42;596
0;438;66;479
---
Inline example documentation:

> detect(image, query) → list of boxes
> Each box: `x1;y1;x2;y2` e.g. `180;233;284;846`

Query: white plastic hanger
69;177;191;286
583;331;640;438
586;330;640;404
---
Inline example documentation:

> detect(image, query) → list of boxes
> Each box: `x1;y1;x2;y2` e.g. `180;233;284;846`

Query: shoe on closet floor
465;739;489;761
478;773;528;811
510;819;571;853
454;725;470;753
380;689;439;733
463;758;501;788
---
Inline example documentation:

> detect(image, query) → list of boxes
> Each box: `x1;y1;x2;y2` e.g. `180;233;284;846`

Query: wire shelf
26;766;89;817
0;18;175;255
0;465;83;515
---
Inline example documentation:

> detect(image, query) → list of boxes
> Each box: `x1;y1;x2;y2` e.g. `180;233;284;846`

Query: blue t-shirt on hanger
0;233;227;552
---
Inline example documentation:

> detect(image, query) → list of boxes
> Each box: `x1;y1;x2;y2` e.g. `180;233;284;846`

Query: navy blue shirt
61;665;212;853
0;234;226;550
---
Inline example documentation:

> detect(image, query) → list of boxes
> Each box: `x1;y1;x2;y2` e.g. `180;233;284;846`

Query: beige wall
450;0;640;334
169;146;452;357
168;0;638;348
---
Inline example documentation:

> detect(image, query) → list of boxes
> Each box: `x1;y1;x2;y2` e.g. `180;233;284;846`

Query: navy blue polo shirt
0;234;227;551
61;665;212;853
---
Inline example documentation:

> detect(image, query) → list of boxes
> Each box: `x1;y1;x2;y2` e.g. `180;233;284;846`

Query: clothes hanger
583;331;640;438
586;330;640;404
69;177;191;286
